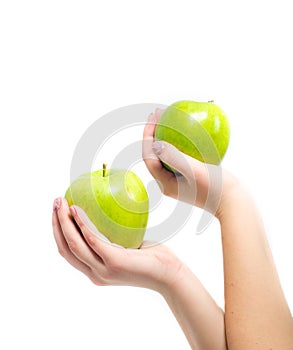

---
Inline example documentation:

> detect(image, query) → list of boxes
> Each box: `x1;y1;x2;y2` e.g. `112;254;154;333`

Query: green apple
65;164;149;248
155;100;230;169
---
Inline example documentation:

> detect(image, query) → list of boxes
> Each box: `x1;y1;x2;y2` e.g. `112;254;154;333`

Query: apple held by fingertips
65;164;149;249
154;100;230;171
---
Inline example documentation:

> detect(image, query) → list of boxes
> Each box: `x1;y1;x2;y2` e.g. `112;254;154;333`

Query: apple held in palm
155;100;230;169
65;164;149;248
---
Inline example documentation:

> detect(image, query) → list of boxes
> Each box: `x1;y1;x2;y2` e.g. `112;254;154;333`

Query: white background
1;1;293;349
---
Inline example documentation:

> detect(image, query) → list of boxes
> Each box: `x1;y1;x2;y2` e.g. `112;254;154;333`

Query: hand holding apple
52;197;228;349
65;165;149;248
52;198;182;292
143;108;236;215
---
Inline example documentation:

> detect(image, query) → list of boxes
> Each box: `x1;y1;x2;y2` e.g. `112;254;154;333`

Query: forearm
218;184;293;349
161;264;227;350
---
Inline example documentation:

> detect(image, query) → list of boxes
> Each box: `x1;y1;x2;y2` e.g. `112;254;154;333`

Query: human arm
143;108;293;349
162;264;226;350
52;197;227;350
217;184;293;350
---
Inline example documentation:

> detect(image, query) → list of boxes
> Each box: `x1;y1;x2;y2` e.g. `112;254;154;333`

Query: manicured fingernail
152;141;164;155
53;198;61;211
70;206;77;216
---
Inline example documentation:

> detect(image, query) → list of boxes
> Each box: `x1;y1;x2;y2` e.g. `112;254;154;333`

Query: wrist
216;177;251;221
159;262;191;298
143;246;185;295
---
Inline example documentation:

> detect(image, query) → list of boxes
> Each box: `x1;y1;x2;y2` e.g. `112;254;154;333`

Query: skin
52;198;227;350
144;109;293;349
52;108;293;349
218;188;293;349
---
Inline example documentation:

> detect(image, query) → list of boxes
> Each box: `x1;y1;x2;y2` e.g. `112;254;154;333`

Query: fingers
69;205;122;266
143;108;162;138
52;208;92;276
142;110;162;170
152;141;202;181
142;109;174;182
55;198;105;269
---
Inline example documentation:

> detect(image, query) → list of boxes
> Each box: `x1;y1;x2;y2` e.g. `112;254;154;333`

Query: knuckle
162;183;176;198
57;210;67;226
76;218;86;231
89;272;106;286
90;276;103;286
164;148;176;161
163;189;171;197
107;258;124;275
86;234;96;246
91;263;119;284
67;239;79;254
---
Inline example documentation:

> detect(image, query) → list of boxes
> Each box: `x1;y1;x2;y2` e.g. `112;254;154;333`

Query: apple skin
65;168;149;248
155;100;230;168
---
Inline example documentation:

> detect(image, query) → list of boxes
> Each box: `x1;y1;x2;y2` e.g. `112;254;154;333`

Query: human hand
52;197;183;293
142;108;238;217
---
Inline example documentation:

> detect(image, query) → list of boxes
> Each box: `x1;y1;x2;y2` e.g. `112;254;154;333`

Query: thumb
152;141;198;178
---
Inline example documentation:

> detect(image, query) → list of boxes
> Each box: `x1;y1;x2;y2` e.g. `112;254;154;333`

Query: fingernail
152;141;164;155
53;198;61;211
69;206;77;217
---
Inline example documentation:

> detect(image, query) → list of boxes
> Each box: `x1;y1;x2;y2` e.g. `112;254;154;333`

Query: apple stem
103;163;107;177
208;100;214;103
